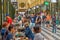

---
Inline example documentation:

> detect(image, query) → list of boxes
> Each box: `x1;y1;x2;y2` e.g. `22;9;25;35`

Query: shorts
29;23;35;28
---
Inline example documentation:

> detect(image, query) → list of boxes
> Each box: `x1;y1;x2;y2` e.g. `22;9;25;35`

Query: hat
6;14;9;16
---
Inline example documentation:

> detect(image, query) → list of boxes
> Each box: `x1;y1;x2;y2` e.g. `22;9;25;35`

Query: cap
6;14;9;16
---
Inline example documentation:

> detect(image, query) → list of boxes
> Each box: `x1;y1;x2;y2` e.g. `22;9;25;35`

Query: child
33;26;44;40
1;22;8;40
6;26;15;40
24;22;34;40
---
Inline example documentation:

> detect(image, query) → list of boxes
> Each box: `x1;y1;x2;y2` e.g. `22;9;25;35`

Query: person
41;11;46;27
22;17;27;23
1;22;8;40
24;22;34;40
22;16;28;27
18;14;21;21
6;25;15;40
15;13;22;21
29;13;36;28
52;14;56;33
46;13;51;28
33;26;44;40
36;13;41;26
6;14;12;28
41;11;46;22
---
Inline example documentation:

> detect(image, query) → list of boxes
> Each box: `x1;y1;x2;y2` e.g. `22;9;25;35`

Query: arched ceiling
17;0;44;11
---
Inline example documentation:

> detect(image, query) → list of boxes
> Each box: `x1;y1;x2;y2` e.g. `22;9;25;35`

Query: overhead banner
51;0;57;3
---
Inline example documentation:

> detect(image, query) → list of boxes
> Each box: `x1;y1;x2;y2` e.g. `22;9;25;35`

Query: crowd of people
0;11;57;40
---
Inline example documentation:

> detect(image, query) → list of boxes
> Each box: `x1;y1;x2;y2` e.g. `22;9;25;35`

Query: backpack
43;15;46;19
1;28;6;36
36;16;41;24
36;16;41;22
1;28;8;40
